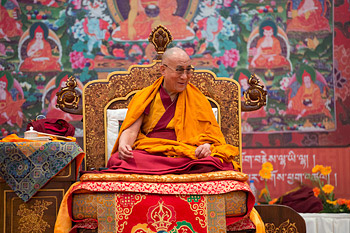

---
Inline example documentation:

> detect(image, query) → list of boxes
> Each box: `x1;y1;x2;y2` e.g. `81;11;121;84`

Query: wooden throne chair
55;25;305;233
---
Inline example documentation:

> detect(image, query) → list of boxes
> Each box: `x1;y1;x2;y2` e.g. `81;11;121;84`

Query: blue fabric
0;142;83;202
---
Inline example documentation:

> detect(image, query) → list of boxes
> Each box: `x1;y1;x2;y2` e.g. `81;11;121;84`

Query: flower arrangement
258;162;278;204
307;165;350;213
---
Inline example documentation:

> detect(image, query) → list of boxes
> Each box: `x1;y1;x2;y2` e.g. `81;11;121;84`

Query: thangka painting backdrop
0;0;338;140
0;0;349;196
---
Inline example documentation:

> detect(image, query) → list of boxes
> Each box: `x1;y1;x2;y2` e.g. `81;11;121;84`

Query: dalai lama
106;47;240;174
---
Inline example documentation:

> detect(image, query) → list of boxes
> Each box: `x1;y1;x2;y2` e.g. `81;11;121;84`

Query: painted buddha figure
250;23;289;70
112;0;194;40
286;67;331;120
0;4;23;41
0;73;25;127
20;25;61;72
287;0;331;34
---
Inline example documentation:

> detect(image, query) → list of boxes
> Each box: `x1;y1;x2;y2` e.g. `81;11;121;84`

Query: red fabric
26;118;75;136
116;194;208;232
146;129;177;140
105;150;234;174
66;180;254;232
70;179;251;195
279;185;323;213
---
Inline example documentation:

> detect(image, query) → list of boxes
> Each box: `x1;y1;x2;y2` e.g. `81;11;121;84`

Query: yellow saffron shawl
111;76;240;170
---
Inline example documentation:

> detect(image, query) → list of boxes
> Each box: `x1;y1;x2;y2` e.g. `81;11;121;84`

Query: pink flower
70;51;87;69
269;108;276;115
224;0;234;7
112;48;125;58
71;0;81;9
184;47;194;56
220;49;240;68
212;56;220;68
279;77;290;91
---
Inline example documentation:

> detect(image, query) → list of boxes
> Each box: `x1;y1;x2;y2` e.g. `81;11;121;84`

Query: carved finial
148;25;173;61
56;76;81;113
242;73;267;111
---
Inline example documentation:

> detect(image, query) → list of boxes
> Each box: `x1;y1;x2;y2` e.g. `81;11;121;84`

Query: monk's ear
160;64;166;76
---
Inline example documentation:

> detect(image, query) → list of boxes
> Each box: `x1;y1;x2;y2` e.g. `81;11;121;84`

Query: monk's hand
118;144;133;160
195;143;211;159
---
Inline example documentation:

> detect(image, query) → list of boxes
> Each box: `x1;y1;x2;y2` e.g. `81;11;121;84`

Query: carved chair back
57;25;266;171
83;62;242;171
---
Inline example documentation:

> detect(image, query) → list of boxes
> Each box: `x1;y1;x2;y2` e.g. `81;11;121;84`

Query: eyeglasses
163;64;195;76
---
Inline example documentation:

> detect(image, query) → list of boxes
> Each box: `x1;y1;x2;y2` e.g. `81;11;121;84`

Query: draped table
0;141;85;202
300;213;350;233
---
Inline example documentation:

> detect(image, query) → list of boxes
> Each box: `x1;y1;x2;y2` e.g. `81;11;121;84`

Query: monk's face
161;52;193;95
303;75;312;88
0;81;6;90
263;28;273;37
35;32;43;40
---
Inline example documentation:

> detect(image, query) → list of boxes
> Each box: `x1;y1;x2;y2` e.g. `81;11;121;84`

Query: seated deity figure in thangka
0;71;25;127
248;20;291;76
112;0;194;41
285;65;332;121
286;0;331;38
19;22;62;72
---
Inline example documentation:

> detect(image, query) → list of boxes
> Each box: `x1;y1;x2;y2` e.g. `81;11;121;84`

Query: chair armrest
255;204;306;233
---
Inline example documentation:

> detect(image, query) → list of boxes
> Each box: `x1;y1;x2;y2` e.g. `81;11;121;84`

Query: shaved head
162;47;190;64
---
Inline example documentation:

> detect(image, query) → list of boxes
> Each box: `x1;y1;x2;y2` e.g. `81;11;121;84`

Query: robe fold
106;76;240;174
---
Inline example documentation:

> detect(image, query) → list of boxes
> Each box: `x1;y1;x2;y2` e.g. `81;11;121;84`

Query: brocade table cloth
0;141;84;202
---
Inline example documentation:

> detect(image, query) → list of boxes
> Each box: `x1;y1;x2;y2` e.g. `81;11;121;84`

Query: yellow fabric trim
80;170;248;183
250;207;266;233
0;134;76;142
54;182;82;233
111;77;240;169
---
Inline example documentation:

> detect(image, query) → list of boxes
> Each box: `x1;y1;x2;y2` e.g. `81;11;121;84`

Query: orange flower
322;184;334;194
259;168;271;179
320;166;332;176
313;187;320;197
269;198;278;205
259;188;268;198
312;165;324;173
326;200;337;205
262;162;273;171
337;198;347;205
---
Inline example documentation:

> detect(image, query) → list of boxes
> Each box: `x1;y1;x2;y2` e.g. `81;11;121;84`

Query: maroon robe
105;86;234;174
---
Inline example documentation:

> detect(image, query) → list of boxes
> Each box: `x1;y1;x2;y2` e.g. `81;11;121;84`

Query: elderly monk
106;47;240;174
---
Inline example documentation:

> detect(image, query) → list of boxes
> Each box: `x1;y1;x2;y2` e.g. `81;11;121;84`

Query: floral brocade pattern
17;200;53;233
80;170;248;183
0;142;84;202
70;179;250;195
83;63;241;170
71;189;249;232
